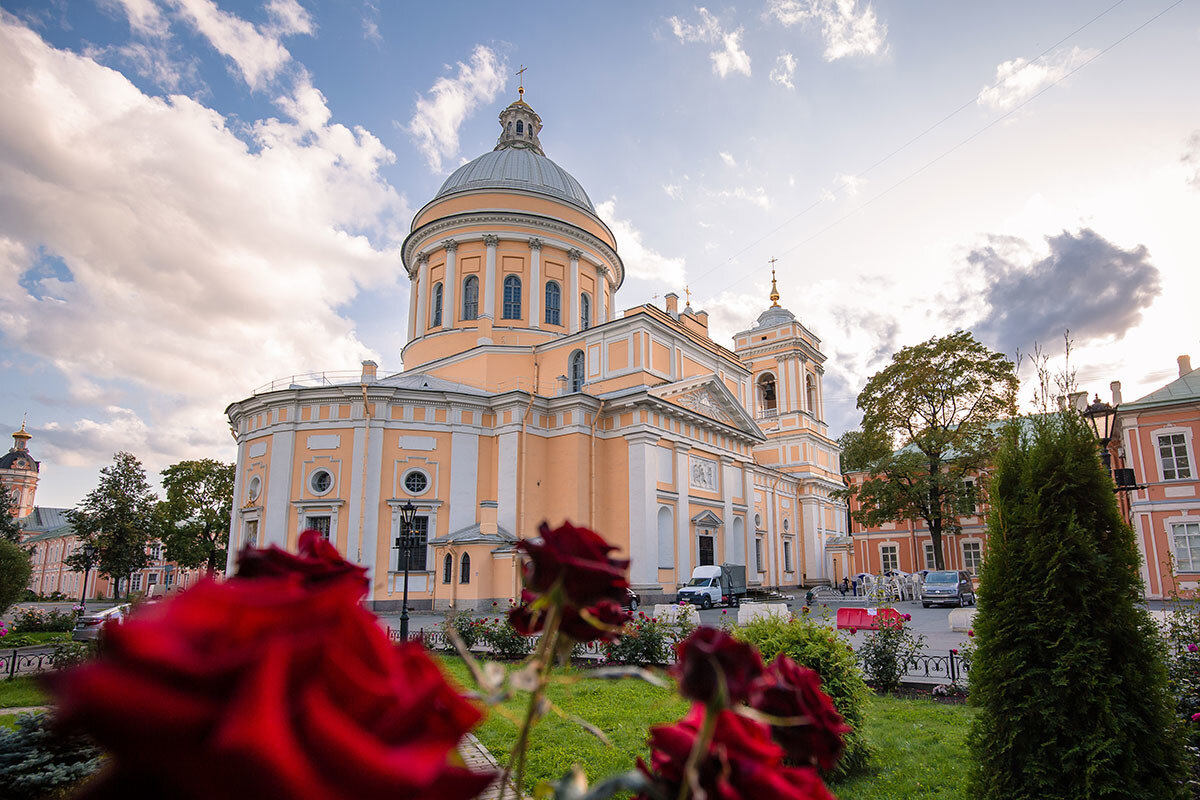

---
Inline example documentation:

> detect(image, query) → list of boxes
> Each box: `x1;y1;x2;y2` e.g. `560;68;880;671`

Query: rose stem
501;600;563;800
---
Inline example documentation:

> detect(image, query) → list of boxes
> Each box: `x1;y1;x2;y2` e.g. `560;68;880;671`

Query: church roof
434;148;595;213
0;449;38;471
1122;367;1200;411
374;372;490;396
750;305;797;330
429;523;517;547
20;506;73;536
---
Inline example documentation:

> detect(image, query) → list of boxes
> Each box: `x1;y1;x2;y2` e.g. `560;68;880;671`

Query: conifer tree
968;409;1184;799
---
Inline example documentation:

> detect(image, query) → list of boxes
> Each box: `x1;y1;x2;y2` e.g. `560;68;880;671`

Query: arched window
503;275;522;319
516;120;524;134
462;276;479;320
460;552;471;584
806;375;818;415
580;293;591;330
507;121;512;133
442;553;453;584
431;282;443;327
757;373;777;415
545;281;561;325
570;350;585;393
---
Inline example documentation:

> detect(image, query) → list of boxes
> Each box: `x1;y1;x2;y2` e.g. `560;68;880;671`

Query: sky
1;0;1198;508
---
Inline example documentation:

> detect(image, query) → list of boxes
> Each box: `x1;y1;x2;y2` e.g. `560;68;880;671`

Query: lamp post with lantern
395;499;418;640
1083;394;1141;492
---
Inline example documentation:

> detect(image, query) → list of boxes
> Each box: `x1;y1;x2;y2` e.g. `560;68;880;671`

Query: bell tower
494;77;544;156
0;419;39;521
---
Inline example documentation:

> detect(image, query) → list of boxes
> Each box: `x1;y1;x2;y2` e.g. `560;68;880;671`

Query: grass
0;712;21;729
0;676;50;709
1;632;71;649
437;656;975;799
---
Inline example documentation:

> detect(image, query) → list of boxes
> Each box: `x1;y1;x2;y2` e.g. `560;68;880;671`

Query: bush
478;614;534;660
0;541;32;617
602;612;677;665
439;609;485;652
968;412;1185;799
735;614;873;777
50;641;98;670
1162;592;1200;797
0;712;104;800
10;609;75;634
858;612;925;692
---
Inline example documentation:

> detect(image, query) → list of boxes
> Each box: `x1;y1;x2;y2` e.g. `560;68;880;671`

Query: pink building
1113;355;1200;599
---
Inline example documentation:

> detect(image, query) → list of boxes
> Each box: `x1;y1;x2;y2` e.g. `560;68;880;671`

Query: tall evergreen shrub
968;411;1184;799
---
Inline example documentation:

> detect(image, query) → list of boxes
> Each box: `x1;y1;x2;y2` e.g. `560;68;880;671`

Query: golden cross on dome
684;285;692;307
516;65;527;98
768;258;780;307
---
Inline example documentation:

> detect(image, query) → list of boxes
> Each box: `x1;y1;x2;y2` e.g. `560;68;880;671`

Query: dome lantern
495;85;544;156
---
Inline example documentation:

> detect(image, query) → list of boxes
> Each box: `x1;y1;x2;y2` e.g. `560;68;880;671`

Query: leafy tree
836;331;1017;569
0;539;33;616
968;409;1184;798
157;459;235;575
67;452;157;586
0;486;23;544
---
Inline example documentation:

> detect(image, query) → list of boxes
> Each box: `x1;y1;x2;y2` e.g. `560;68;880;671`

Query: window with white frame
923;542;937;570
755;537;764;573
397;516;429;572
1159;433;1192;480
962;541;983;575
131;573;143;592
1172;522;1200;572
880;544;899;573
783;540;793;572
305;515;332;540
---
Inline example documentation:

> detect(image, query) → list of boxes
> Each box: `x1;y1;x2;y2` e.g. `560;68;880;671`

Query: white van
675;564;748;609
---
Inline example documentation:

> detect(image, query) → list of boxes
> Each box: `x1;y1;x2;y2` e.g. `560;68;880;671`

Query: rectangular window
880;544;899;573
1160;434;1192;480
1172;522;1200;572
755;538;764;573
165;572;174;587
962;541;983;575
398;516;429;572
131;574;143;592
698;534;715;566
244;520;259;547
924;542;937;570
306;515;332;540
958;479;977;515
783;540;793;572
148;573;159;586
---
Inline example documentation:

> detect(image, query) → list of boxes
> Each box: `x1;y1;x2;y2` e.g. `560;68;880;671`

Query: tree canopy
157;459;235;575
837;331;1018;569
0;486;23;544
0;539;32;615
67;452;157;584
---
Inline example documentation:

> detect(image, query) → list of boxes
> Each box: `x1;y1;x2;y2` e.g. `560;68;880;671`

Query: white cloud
596;198;687;286
406;45;507;173
264;0;313;37
770;52;797;89
766;0;887;61
169;0;299;90
663;183;682;199
362;0;381;43
1186;131;1200;188
714;186;771;210
0;17;409;465
719;151;736;167
104;0;169;38
977;46;1097;111
110;41;196;91
667;8;750;78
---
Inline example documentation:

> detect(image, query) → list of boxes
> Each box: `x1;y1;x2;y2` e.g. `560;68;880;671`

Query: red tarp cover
836;606;903;630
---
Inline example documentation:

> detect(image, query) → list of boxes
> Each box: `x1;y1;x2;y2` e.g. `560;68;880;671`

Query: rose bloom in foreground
48;531;494;800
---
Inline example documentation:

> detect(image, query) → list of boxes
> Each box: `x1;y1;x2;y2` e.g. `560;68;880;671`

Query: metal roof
434;148;594;212
1122;368;1200;411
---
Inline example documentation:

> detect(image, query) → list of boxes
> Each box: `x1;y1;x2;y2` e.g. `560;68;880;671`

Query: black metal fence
386;627;608;658
2;649;54;679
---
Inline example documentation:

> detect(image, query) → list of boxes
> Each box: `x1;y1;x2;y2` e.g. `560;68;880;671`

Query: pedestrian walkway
458;732;521;799
1;705;50;715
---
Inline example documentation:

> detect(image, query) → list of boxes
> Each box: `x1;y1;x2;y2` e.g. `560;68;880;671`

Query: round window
248;476;262;501
783;519;790;532
309;469;333;495
754;513;762;529
403;470;429;495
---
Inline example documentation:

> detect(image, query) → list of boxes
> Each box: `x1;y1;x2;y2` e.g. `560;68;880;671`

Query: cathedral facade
223;93;847;609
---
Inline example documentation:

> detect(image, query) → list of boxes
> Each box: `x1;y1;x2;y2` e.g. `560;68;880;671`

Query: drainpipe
589;399;606;525
516;357;540;601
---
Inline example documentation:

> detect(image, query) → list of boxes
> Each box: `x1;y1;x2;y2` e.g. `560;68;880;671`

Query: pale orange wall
412;192;617;249
289;428;355;551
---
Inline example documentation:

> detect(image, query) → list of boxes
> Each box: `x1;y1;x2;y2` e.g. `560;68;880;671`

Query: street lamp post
395;500;418;640
1083;394;1115;469
78;543;96;612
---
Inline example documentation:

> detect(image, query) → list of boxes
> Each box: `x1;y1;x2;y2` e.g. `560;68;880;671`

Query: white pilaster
443;240;458;327
414;253;429;334
361;424;384;594
481;235;498;320
792;359;803;413
674;443;691;580
407;269;419;342
568;249;581;334
497;430;519;533
599;274;608;323
802;496;824;581
346;423;367;562
225;439;247;575
721;457;736;563
449;429;480;532
528;238;542;329
265;429;295;547
628;434;660;586
767;483;780;587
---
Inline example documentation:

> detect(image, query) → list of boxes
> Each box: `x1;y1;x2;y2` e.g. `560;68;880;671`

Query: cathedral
223;90;848;609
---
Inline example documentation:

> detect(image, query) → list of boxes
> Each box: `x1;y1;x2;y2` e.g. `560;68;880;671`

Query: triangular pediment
691;510;724;528
649;374;764;440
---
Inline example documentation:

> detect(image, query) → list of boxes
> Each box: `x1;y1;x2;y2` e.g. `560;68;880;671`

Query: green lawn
0;676;50;709
0;712;20;729
438;657;975;799
1;632;71;649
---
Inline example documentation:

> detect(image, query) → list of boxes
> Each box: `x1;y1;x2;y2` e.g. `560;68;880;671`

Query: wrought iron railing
2;649;54;679
386;627;608;658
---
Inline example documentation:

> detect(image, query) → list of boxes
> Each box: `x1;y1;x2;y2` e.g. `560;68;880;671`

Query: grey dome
435;148;594;212
752;305;796;330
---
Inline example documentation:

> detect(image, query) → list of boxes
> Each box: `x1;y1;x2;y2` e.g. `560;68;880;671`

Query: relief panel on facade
690;456;717;491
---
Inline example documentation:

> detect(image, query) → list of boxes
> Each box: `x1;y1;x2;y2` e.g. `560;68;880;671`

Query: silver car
921;571;976;608
72;604;131;641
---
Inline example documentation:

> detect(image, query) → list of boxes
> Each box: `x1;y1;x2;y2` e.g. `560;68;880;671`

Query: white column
802;497;824;581
265;429;295;548
793;359;804;414
225;438;247;575
481;235;498;320
568;249;582;334
449;429;479;533
407;269;419;342
628;434;660;586
742;466;754;566
721;457;736;563
414;253;429;334
443;239;458;326
497;430;519;533
528;238;542;329
599;272;608;323
346;423;367;562
675;443;691;579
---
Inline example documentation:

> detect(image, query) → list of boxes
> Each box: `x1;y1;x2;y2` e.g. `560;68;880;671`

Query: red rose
508;590;629;643
673;627;764;705
748;655;850;771
637;704;835;800
48;572;492;800
517;521;629;606
236;529;368;594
